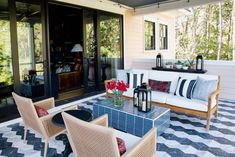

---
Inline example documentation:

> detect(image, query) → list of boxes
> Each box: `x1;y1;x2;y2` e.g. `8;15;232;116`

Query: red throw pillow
116;137;126;156
148;79;171;93
35;105;49;117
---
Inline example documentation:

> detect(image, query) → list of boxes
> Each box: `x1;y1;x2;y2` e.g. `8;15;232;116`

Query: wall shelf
152;67;207;74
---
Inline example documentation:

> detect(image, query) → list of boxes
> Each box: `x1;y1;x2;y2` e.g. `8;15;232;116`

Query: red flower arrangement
107;80;129;106
107;80;129;93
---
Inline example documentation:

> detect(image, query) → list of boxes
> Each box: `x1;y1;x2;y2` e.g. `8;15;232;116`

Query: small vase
113;94;122;107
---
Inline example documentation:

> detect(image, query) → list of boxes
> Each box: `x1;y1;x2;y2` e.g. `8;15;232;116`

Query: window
159;24;168;50
145;20;155;50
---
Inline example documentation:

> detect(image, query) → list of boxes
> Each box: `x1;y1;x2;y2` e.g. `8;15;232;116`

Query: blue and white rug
0;96;235;157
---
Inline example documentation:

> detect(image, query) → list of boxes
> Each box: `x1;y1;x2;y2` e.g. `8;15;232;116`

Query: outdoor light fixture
196;55;204;71
156;53;162;68
137;87;152;113
133;86;139;107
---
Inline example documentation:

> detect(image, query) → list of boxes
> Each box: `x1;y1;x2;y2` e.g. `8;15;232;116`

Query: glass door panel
83;10;97;92
98;14;123;85
0;0;14;109
16;1;46;99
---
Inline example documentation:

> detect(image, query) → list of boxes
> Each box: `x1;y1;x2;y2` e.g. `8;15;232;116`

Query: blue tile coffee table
93;98;170;137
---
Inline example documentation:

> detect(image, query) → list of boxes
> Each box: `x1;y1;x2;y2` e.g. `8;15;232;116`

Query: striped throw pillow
127;72;144;88
175;78;196;99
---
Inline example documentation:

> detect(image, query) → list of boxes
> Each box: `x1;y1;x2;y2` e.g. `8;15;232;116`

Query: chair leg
24;126;28;143
214;105;219;118
44;140;48;157
206;115;211;131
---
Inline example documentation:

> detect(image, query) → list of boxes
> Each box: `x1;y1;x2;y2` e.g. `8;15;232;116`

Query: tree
176;0;234;61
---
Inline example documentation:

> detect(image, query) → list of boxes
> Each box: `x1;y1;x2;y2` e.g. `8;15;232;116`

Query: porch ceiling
109;0;176;8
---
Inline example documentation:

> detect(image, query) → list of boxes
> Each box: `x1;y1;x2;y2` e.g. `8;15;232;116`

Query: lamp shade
71;44;83;52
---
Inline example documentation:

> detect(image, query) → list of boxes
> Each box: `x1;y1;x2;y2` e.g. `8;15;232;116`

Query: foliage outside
176;0;234;61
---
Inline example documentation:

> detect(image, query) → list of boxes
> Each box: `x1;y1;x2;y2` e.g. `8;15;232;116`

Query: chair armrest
34;97;55;110
104;80;113;96
91;114;108;127
123;128;157;157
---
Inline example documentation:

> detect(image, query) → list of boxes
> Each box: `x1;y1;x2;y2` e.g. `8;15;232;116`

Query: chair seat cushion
115;130;141;151
116;137;126;155
35;105;48;117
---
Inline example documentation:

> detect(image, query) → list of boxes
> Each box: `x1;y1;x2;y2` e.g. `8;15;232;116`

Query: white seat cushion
166;95;215;112
115;129;141;151
151;91;173;104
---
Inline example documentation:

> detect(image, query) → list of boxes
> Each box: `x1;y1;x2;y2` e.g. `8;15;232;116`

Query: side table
52;110;92;157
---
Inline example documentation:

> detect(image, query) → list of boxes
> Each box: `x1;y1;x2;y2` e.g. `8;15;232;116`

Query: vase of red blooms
107;80;129;107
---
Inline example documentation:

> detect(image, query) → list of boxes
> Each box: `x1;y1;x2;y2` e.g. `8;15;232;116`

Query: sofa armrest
91;114;108;127
104;80;113;97
34;97;55;110
123;128;156;157
207;89;221;110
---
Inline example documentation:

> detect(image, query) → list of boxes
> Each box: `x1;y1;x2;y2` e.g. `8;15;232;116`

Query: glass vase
113;93;122;107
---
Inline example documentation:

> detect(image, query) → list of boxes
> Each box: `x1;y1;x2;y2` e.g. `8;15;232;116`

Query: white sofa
105;69;221;130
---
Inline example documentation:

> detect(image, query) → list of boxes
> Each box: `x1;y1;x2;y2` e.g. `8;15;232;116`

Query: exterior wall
130;58;235;101
124;10;176;69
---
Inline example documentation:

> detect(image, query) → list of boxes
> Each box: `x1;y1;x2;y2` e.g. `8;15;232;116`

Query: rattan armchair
62;112;157;157
12;92;69;157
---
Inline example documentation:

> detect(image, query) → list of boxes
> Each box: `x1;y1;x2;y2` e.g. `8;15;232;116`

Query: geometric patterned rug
0;96;235;157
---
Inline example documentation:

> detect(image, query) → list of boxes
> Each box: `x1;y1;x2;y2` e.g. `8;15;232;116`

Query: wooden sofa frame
105;76;221;131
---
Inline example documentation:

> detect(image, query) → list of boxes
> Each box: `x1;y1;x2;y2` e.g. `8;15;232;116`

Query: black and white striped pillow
127;72;144;88
175;78;196;99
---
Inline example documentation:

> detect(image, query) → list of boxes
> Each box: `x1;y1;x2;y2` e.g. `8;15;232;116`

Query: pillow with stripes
175;78;196;99
127;72;144;88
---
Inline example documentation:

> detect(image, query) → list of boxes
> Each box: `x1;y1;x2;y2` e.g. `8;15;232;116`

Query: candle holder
137;87;152;113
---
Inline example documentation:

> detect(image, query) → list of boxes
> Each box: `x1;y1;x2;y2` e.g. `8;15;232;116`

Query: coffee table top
94;98;170;120
52;110;92;127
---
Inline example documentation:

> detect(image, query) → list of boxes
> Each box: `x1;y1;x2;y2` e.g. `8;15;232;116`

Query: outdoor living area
1;0;235;157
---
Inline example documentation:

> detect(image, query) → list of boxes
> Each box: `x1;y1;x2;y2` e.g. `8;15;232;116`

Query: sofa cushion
175;78;196;99
123;88;134;97
166;95;216;112
148;71;179;94
127;72;144;88
116;69;130;83
152;91;173;104
130;69;149;83
192;77;217;101
148;79;171;93
115;129;141;151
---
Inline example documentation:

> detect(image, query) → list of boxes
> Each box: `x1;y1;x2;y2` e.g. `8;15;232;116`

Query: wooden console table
152;67;207;74
58;71;82;92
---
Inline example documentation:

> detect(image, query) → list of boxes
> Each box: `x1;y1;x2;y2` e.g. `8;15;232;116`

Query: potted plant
187;59;195;69
165;62;173;69
107;80;129;107
182;61;189;70
175;60;183;69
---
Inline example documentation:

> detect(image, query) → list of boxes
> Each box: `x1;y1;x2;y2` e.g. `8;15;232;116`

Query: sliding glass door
83;10;123;93
98;13;123;87
15;0;48;99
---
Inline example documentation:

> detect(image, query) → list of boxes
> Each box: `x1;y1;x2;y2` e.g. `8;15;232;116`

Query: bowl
182;66;188;70
175;64;183;69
